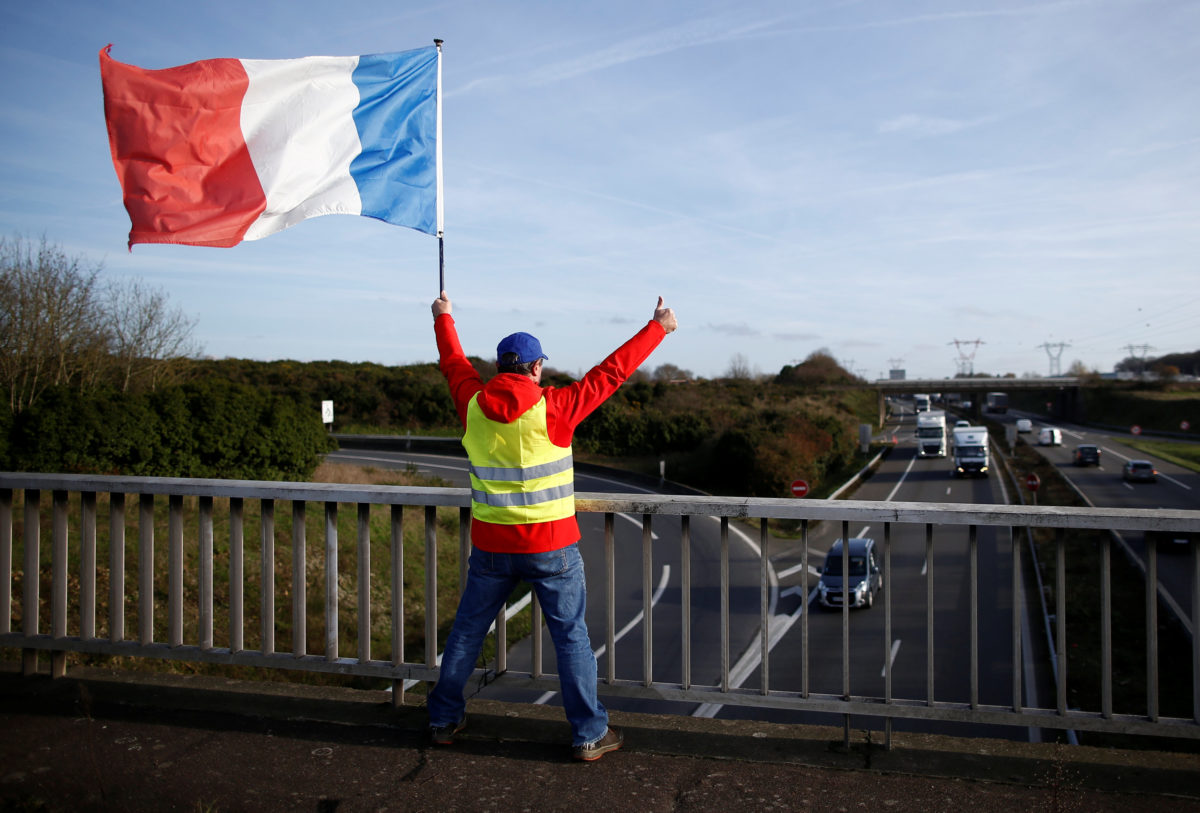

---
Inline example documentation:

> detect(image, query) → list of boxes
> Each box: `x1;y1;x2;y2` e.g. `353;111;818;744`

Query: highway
711;401;1050;741
989;407;1198;631
327;400;1196;740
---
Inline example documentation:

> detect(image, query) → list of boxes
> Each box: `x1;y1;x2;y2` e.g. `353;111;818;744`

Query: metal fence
1;472;1198;741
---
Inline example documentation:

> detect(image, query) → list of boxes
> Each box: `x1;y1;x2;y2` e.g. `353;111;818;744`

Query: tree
0;235;107;412
653;363;693;382
105;278;200;391
726;353;753;380
0;235;201;411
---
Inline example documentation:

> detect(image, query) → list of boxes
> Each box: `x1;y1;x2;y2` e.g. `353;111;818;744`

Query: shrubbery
2;380;334;480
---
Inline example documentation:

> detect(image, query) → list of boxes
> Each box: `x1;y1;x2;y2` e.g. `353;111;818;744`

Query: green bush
2;382;333;480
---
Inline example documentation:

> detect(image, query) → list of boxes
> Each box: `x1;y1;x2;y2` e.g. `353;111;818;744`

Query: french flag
100;44;442;249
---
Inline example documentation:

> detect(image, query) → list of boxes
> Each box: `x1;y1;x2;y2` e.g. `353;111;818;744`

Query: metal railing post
292;500;307;657
81;492;96;642
23;489;40;675
0;488;10;635
51;490;67;678
109;492;125;644
605;513;615;684
390;504;404;706
642;513;653;687
357;502;370;663
138;493;154;647
230;498;244;653
760;517;770;695
261;499;275;656
681;515;691;690
423;505;437;670
199;496;214;651
168;495;183;648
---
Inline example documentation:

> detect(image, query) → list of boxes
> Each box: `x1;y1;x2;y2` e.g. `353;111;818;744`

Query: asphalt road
992;407;1197;630
326;412;1050;741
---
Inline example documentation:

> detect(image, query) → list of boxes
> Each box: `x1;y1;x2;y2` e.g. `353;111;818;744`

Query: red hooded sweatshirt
435;313;667;553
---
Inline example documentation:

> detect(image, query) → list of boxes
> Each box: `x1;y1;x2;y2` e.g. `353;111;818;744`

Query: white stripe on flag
240;56;364;241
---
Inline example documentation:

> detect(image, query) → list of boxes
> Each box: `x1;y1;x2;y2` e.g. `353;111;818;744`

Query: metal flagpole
434;38;445;293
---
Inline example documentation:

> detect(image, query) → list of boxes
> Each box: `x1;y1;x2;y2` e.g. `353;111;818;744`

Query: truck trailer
951;425;990;477
984;391;1009;413
916;410;947;457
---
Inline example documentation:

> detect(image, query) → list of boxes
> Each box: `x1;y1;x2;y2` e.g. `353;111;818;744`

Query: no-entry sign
1025;473;1041;492
1131;425;1143;436
791;480;810;498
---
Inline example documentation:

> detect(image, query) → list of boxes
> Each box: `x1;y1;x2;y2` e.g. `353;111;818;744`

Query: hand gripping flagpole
434;39;445;294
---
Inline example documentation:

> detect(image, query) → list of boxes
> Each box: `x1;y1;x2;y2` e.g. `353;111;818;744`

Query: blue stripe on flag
349;47;439;235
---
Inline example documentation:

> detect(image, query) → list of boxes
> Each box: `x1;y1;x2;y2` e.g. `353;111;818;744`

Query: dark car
817;538;883;609
1122;460;1157;483
1073;444;1101;466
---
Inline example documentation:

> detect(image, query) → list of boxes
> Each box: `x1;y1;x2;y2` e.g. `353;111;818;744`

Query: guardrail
2;472;1198;741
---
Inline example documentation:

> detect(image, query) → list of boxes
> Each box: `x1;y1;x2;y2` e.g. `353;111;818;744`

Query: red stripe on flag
100;46;267;249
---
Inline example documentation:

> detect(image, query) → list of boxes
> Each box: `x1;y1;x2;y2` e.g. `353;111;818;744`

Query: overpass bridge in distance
869;377;1082;426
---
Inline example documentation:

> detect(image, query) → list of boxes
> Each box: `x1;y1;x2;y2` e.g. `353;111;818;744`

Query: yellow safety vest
462;394;575;525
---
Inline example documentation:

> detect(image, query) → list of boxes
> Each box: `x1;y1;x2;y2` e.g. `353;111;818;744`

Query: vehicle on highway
1122;460;1158;483
817;537;882;609
1016;418;1032;433
913;393;931;413
1073;444;1101;466
985;391;1009;413
1038;427;1062;446
953;419;970;428
916;410;947;458
951;425;989;477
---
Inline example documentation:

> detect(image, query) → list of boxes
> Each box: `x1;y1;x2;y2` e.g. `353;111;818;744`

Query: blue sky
2;0;1198;381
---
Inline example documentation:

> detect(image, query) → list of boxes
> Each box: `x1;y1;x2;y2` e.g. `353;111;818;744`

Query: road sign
1131;424;1142;436
321;400;334;424
791;480;809;498
1183;420;1191;431
1025;473;1041;492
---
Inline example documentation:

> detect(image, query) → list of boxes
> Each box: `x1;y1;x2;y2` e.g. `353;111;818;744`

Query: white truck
913;393;931;413
916;410;947;458
950;425;990;477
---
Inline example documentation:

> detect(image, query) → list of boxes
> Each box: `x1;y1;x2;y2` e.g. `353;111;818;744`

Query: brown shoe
572;726;623;761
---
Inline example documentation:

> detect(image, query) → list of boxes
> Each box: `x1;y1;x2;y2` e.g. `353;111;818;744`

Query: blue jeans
427;543;609;746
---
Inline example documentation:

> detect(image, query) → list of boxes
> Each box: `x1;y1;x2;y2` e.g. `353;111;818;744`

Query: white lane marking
946;487;952;496
534;564;671;705
883;454;919;502
776;562;821;579
881;639;901;677
1124;482;1135;491
858;525;871;537
692;584;818;718
1102;447;1131;462
1061;428;1085;440
921;558;928;576
1160;473;1191;490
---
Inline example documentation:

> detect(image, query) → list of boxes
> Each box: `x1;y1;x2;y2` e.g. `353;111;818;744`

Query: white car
1038;427;1062;446
1016;419;1032;433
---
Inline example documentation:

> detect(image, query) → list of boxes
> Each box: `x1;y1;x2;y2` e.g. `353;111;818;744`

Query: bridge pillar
878;390;886;428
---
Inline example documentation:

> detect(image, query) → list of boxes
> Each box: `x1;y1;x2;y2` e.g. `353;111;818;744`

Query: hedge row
1;381;334;480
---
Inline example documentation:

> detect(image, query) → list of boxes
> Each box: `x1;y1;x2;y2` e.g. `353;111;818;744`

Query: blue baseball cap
497;332;548;365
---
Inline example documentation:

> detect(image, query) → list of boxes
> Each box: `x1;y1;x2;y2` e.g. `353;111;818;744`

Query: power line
1037;341;1070;377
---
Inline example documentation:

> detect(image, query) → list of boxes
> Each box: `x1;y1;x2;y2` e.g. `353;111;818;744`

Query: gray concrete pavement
1;664;1198;812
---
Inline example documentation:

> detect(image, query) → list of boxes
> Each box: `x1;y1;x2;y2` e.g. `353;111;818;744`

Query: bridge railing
1;472;1197;741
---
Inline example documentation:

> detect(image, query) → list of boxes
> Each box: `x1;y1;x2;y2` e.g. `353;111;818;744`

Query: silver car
817;538;883;609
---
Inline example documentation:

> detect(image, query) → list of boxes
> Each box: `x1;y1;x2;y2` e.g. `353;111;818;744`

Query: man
426;290;678;761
